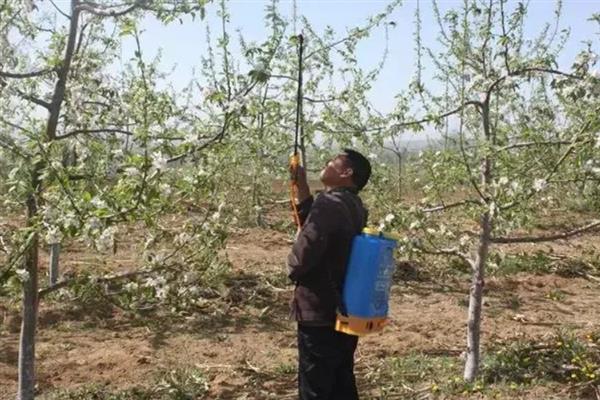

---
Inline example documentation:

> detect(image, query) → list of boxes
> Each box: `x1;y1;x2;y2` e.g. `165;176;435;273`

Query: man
288;149;371;400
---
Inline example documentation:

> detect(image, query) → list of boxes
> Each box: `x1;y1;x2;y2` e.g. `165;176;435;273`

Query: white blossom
91;197;107;209
384;213;395;223
183;272;198;283
15;269;30;282
156;285;169;300
368;153;378;160
152;151;168;171
87;217;102;231
533;178;547;192
45;227;63;245
497;177;509;186
124;167;140;177
63;214;78;230
584;159;595;171
159;183;172;197
174;232;192;246
145;276;166;288
459;235;470;247
184;132;201;146
96;227;117;253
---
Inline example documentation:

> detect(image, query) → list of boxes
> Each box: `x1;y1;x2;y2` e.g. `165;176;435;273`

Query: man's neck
324;184;357;193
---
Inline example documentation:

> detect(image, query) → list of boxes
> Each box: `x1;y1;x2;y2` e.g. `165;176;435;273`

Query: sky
42;0;599;144
114;0;599;113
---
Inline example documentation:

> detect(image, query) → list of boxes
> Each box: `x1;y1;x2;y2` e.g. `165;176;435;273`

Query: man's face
320;154;353;186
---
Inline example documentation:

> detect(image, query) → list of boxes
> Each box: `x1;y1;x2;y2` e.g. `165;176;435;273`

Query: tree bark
17;172;40;400
48;243;60;286
18;2;80;398
463;210;491;382
464;99;493;382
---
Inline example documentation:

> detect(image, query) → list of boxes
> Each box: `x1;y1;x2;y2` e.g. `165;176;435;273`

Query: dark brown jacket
288;187;368;324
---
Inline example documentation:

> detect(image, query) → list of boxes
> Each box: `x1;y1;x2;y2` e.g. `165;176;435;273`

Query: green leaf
248;68;270;83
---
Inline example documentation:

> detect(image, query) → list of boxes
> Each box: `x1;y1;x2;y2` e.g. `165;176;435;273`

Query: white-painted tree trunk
463;211;491;382
48;243;60;286
464;100;493;382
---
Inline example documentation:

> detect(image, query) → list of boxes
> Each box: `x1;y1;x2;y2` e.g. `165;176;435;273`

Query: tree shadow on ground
33;270;295;350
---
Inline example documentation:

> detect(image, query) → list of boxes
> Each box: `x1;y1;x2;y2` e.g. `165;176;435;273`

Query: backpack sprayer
288;34;398;336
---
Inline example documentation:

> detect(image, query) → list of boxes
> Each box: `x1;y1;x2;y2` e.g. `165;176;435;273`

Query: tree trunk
463;210;491;382
17;184;39;400
464;100;493;382
18;2;80;396
48;243;60;286
396;151;402;201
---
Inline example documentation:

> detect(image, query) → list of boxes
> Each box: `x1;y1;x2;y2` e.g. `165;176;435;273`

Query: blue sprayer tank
335;228;398;336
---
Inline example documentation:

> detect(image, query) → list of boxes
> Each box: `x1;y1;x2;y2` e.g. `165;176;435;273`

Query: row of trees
0;0;598;398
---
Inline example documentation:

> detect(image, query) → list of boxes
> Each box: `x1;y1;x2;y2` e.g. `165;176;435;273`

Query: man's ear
340;167;354;179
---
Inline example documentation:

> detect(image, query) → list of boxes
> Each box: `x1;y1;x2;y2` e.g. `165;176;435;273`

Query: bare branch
38;268;151;300
492;220;600;244
15;89;52;109
76;0;147;17
496;140;572;152
304;96;342;104
268;74;296;81
500;118;596;211
416;243;473;267
49;0;71;19
421;199;480;213
486;67;584;98
0;134;29;159
55;128;134;140
0;68;57;79
391;101;481;130
168;114;231;164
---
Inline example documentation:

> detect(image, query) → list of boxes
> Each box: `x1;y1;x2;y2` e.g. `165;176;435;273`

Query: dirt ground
2;222;600;399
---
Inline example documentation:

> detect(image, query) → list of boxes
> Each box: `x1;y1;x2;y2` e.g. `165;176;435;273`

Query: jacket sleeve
288;195;337;282
296;196;313;227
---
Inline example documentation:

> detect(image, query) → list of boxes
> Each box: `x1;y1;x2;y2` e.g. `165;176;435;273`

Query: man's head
319;149;371;191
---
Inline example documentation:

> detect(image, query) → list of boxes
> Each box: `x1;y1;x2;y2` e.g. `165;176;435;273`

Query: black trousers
297;324;359;400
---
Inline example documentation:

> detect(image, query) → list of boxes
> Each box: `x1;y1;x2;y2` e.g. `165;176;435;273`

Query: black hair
342;148;371;191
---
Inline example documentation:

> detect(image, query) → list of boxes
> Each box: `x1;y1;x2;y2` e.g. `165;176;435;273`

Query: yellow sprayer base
335;314;388;336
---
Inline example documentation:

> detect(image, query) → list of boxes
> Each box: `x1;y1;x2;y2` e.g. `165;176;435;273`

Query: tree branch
421;199;480;213
49;0;71;19
492;220;600;244
486;67;584;98
391;101;481;130
15;89;52;109
46;2;81;141
0;68;57;79
55;128;134;140
304;96;341;104
496;140;572;152
38;268;151;300
416;243;473;267
76;0;147;17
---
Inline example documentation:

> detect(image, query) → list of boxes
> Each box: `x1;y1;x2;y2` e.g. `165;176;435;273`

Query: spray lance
289;34;304;229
